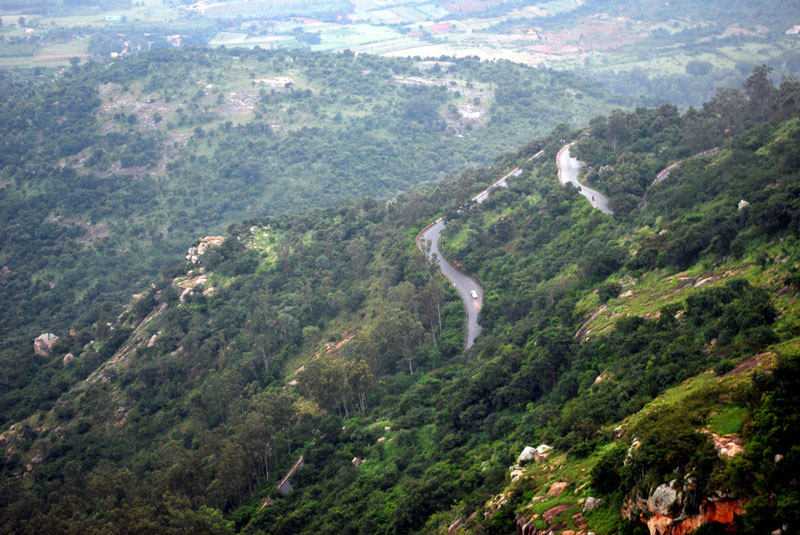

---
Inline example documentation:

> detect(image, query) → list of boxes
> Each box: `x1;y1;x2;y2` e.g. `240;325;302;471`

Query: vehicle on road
470;290;479;299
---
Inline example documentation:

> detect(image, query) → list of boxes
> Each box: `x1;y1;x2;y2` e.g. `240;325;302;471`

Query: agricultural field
2;0;797;106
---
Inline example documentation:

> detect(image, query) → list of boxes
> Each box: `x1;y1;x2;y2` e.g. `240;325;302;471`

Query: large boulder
534;444;553;462
517;446;537;464
34;333;59;356
516;444;553;465
648;483;678;515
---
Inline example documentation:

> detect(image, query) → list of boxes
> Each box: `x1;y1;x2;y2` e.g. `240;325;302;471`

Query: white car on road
470;290;479;299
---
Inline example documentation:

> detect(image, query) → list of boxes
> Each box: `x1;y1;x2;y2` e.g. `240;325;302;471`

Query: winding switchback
559;141;722;212
417;150;544;350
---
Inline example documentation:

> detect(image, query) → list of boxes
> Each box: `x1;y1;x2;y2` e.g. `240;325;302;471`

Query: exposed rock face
542;503;572;523
485;493;510;516
510;467;525;481
623;482;744;535
512;445;554;481
517;444;553;463
448;512;476;533
537;444;553;458
645;497;743;535
516;502;585;535
177;273;208;302
648;483;679;515
34;333;59;356
62;353;75;366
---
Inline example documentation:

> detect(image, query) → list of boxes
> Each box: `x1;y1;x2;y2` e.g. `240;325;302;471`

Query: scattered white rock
738;199;750;210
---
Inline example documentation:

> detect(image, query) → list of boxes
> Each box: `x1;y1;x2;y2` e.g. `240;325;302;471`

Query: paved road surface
418;219;483;349
417;149;544;350
639;147;720;209
557;143;613;215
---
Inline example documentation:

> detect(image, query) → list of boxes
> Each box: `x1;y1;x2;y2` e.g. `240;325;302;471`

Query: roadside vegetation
1;67;798;534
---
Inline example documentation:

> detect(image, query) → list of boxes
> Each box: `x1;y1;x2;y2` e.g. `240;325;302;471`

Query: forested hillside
0;46;619;356
1;68;798;535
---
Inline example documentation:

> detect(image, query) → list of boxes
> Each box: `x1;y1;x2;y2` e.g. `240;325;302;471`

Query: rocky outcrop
706;431;743;458
186;236;224;264
517;444;553;465
623;481;744;535
62;353;75;366
34;333;59;356
485;493;511;516
518;446;537;464
511;445;554;481
177;272;208;302
645;497;743;535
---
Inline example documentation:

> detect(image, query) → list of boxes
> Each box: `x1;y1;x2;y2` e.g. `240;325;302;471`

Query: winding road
639;146;720;209
556;142;613;215
418;137;719;351
418;218;484;349
416;150;543;350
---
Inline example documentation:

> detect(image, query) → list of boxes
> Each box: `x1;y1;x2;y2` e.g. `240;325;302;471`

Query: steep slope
1;71;799;535
0;46;624;430
0;45;620;360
